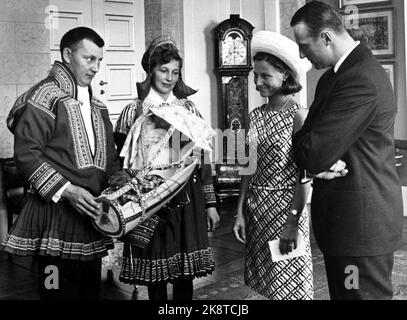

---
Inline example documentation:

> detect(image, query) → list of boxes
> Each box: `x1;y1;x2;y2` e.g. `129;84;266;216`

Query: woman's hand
206;207;220;232
279;214;299;255
233;207;246;244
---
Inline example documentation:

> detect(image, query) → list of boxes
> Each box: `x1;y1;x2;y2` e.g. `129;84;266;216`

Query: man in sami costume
2;27;120;300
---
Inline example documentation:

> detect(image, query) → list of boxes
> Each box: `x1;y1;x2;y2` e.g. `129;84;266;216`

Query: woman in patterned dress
233;31;313;300
113;35;220;300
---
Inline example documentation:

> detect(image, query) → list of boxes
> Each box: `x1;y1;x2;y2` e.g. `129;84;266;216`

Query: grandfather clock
213;14;254;202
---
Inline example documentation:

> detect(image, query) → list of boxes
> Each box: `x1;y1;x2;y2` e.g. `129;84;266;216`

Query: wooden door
49;0;93;63
49;0;145;123
92;0;145;123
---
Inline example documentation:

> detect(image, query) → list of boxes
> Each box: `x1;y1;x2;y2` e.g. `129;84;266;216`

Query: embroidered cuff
29;163;69;202
203;184;217;207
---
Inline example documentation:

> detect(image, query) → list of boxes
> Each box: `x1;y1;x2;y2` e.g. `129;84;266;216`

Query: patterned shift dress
245;101;313;300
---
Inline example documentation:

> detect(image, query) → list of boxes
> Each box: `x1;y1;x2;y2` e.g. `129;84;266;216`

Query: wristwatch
290;209;299;216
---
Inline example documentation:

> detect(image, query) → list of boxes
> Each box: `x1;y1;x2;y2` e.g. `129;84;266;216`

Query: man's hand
314;159;349;180
207;207;220;232
62;184;103;220
233;207;246;244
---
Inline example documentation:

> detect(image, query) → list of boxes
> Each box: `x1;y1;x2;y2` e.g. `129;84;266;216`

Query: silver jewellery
266;97;291;112
290;209;299;216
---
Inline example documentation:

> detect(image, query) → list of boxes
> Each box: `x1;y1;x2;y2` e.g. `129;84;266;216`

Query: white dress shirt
52;85;95;203
334;41;360;73
77;85;95;155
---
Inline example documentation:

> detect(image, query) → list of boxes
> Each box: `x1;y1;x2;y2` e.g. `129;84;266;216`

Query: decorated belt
249;184;294;191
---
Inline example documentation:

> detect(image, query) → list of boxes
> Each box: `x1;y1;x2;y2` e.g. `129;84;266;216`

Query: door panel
49;0;92;64
92;0;144;124
105;64;137;101
105;14;135;51
49;0;144;124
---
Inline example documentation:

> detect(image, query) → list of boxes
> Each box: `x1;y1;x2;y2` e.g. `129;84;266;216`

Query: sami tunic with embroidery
2;61;120;260
114;91;217;284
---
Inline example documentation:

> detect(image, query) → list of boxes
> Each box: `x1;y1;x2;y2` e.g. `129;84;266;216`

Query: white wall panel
105;0;134;3
104;14;134;50
49;0;93;66
105;64;136;102
50;12;83;51
183;0;226;129
182;0;267;131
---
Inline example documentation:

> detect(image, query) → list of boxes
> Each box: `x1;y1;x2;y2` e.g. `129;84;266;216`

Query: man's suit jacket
293;44;403;256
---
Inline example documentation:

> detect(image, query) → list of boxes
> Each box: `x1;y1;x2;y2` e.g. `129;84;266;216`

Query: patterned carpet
393;248;407;300
193;213;407;301
0;215;405;300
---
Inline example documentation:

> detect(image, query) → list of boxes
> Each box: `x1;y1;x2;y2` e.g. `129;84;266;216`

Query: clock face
221;31;247;66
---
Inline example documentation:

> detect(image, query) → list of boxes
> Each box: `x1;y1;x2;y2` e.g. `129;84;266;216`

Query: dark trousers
323;253;394;300
148;278;193;301
36;255;102;300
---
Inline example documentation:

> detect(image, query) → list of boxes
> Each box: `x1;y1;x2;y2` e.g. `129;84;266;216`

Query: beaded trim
28;162;65;200
49;61;76;97
119;247;215;284
2;234;113;260
64;98;107;170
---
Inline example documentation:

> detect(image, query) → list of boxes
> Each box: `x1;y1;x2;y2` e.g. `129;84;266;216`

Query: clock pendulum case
213;14;254;201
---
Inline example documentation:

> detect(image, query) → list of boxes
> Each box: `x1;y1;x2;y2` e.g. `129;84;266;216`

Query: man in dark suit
290;1;403;300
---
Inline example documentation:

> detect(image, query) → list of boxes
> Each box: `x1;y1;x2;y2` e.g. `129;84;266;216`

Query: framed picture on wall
344;8;394;57
381;61;395;90
339;0;391;8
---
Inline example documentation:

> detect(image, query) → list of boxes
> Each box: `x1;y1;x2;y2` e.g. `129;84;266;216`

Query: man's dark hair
253;52;302;95
60;27;104;62
290;1;345;39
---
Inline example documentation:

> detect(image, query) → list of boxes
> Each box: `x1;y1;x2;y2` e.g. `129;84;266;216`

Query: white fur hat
251;30;312;80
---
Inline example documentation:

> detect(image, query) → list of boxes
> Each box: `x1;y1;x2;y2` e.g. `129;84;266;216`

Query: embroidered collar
49;61;78;99
144;88;177;106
